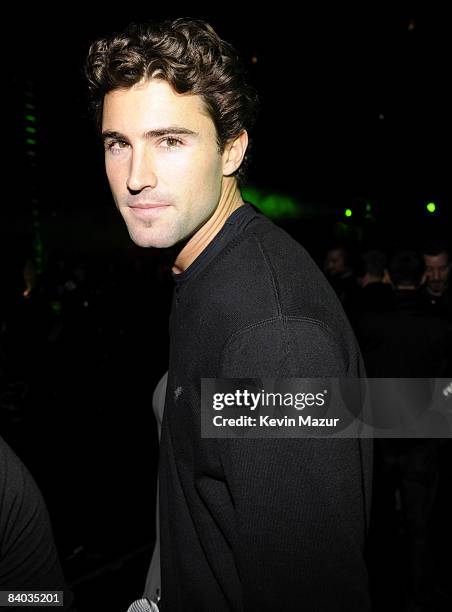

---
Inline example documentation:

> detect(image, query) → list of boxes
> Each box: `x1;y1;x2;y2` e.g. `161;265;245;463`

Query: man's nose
127;150;157;193
431;268;441;280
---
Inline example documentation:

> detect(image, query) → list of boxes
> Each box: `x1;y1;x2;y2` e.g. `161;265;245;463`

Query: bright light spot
345;208;353;217
426;202;436;213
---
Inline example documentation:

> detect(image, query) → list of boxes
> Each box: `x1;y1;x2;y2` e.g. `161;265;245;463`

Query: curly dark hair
84;17;259;184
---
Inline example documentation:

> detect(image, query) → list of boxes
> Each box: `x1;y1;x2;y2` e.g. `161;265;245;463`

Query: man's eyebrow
101;127;199;142
145;127;199;138
101;130;125;143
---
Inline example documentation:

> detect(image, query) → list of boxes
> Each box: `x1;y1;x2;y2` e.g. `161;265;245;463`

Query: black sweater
0;436;75;610
159;204;372;611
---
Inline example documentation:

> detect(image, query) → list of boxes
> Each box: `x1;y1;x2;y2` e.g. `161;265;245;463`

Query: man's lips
128;203;171;219
128;203;171;209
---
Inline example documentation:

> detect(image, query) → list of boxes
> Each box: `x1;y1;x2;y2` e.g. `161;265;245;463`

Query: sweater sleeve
216;317;371;611
0;437;76;610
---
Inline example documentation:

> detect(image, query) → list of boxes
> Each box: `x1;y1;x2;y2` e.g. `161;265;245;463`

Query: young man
85;18;372;610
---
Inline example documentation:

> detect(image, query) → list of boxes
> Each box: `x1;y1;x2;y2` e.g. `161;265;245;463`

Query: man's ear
222;130;249;176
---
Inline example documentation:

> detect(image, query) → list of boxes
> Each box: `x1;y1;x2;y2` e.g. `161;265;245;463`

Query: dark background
4;4;451;252
2;4;451;610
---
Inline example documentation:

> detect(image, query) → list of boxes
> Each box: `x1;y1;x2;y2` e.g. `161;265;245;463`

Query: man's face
423;252;450;295
324;249;346;277
102;79;226;248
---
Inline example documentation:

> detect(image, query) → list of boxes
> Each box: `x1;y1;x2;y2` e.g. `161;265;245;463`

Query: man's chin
128;228;176;249
428;284;445;296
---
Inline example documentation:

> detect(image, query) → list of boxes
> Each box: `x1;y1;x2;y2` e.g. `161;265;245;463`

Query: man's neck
172;176;244;274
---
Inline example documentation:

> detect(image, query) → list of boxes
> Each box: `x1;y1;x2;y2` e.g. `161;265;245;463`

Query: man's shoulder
228;213;317;271
0;437;43;531
206;214;346;326
187;214;359;376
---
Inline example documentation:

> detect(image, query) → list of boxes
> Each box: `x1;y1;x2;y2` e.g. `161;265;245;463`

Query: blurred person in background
323;242;359;308
0;435;76;610
420;241;452;320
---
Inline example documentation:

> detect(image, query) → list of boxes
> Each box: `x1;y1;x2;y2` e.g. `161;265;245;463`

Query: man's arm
143;371;167;605
216;316;371;610
0;437;76;610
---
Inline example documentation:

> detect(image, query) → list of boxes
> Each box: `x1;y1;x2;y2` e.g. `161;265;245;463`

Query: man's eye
105;140;128;152
161;137;183;149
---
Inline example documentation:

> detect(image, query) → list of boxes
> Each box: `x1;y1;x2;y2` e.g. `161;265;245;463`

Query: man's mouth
128;203;171;218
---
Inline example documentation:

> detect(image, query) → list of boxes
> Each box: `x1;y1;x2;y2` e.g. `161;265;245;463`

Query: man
323;242;358;308
420;241;452;319
348;249;393;321
0;436;76;610
356;250;450;378
85;18;371;610
355;250;451;608
358;250;387;289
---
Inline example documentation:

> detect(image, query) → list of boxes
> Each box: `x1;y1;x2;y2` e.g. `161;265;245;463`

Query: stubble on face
424;253;450;295
102;79;225;249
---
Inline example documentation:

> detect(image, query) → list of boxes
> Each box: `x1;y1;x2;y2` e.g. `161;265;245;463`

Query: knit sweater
0;436;75;610
159;203;372;611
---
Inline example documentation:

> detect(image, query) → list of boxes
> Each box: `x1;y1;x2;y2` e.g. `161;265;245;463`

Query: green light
51;301;62;315
241;185;300;219
25;103;35;110
241;185;262;206
261;194;298;219
426;202;436;213
26;126;36;134
365;202;372;212
345;208;353;217
25;114;36;122
26;138;37;146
